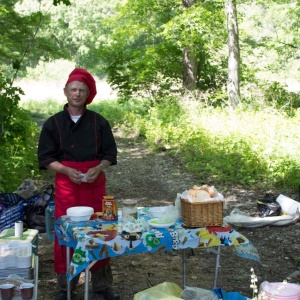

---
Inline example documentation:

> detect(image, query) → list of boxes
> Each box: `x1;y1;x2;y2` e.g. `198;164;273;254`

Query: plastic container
66;206;94;221
259;281;300;299
45;201;55;241
0;241;32;269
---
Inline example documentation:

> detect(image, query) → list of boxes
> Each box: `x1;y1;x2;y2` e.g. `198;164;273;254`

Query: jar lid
123;199;137;206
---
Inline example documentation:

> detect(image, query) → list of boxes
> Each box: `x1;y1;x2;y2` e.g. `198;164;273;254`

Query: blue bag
213;288;248;300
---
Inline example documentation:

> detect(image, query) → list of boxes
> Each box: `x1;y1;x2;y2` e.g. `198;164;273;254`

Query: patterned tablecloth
55;208;260;280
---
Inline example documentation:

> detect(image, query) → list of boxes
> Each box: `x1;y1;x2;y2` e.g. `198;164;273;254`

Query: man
38;68;119;300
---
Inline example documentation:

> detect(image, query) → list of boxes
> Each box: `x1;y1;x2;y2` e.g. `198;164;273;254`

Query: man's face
64;81;90;109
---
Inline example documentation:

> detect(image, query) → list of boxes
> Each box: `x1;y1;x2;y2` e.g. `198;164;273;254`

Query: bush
0;73;40;192
103;97;300;191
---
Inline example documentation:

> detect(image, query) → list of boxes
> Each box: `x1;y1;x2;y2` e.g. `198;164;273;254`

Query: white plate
148;218;175;228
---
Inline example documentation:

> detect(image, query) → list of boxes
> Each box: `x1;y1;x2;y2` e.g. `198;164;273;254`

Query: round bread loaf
194;190;210;202
187;187;211;202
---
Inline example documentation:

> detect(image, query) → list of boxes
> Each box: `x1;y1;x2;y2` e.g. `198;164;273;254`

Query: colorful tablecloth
55;210;260;280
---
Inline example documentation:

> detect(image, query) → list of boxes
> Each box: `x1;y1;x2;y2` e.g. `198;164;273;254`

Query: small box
102;196;118;221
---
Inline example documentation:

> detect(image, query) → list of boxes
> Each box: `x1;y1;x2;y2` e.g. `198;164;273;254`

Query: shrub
0;73;40;192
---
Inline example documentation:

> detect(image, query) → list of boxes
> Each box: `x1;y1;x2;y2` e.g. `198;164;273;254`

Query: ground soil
37;129;300;300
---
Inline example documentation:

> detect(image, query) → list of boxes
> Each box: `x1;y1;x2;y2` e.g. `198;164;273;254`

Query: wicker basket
180;198;223;227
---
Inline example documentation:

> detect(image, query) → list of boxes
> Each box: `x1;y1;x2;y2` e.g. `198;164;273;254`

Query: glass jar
122;199;138;223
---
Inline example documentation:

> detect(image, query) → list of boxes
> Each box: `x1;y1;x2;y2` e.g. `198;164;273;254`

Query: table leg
182;249;186;288
206;245;222;288
84;261;97;300
213;245;221;289
34;254;39;300
67;247;71;300
182;246;222;290
84;267;89;300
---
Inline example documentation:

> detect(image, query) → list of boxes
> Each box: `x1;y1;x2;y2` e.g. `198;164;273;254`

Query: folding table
56;209;259;300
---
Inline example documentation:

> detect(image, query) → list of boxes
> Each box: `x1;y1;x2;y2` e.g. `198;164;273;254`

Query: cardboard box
102;196;118;221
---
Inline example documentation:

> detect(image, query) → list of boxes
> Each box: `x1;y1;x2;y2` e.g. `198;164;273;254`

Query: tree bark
182;48;197;91
225;0;240;109
182;0;197;91
182;0;196;9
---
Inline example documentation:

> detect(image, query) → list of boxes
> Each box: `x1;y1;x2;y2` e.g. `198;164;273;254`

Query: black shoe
98;287;120;300
55;291;67;300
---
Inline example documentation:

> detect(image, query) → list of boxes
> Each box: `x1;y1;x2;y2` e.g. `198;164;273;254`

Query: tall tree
225;0;240;109
182;0;197;91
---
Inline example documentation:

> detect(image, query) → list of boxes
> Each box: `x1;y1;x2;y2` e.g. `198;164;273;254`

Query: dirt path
37;132;300;299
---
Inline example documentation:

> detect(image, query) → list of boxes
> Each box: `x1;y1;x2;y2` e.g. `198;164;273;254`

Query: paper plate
148;218;175;228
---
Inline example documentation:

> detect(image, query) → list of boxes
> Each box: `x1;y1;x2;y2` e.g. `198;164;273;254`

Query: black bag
24;184;54;233
257;192;281;217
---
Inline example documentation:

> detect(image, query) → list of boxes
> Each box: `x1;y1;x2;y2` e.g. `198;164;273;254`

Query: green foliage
0;73;40;192
53;0;71;6
239;1;300;85
5;0;300;193
22;99;63;117
0;0;69;78
12;0;300;112
89;100;131;128
241;79;300;116
104;97;300;191
182;133;268;186
263;81;300;114
141;97;185;146
97;0;227;100
18;92;300;193
45;0;119;76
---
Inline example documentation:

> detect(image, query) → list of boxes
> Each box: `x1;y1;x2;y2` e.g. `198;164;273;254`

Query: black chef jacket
38;105;117;169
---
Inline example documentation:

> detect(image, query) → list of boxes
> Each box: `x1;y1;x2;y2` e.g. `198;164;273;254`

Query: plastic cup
0;283;14;300
20;283;34;300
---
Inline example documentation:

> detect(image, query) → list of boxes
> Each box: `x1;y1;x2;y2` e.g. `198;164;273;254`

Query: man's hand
66;168;84;185
86;165;104;183
47;161;84;185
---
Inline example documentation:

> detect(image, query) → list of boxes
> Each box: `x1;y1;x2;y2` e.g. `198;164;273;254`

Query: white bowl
67;206;94;221
149;206;167;218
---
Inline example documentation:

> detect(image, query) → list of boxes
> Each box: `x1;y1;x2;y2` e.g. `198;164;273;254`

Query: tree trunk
182;48;197;91
225;0;240;109
182;0;197;91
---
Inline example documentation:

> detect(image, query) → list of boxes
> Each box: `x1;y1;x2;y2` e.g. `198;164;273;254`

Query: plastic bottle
45;201;55;241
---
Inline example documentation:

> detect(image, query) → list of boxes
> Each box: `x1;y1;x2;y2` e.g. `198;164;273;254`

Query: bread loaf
193;190;210;202
186;184;218;202
208;186;218;197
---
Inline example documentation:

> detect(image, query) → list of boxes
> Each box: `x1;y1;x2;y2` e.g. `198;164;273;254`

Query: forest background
1;0;300;195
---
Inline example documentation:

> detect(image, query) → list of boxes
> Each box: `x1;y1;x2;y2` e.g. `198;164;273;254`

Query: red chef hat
65;68;97;105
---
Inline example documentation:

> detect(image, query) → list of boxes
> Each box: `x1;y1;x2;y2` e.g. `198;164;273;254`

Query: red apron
54;160;110;274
